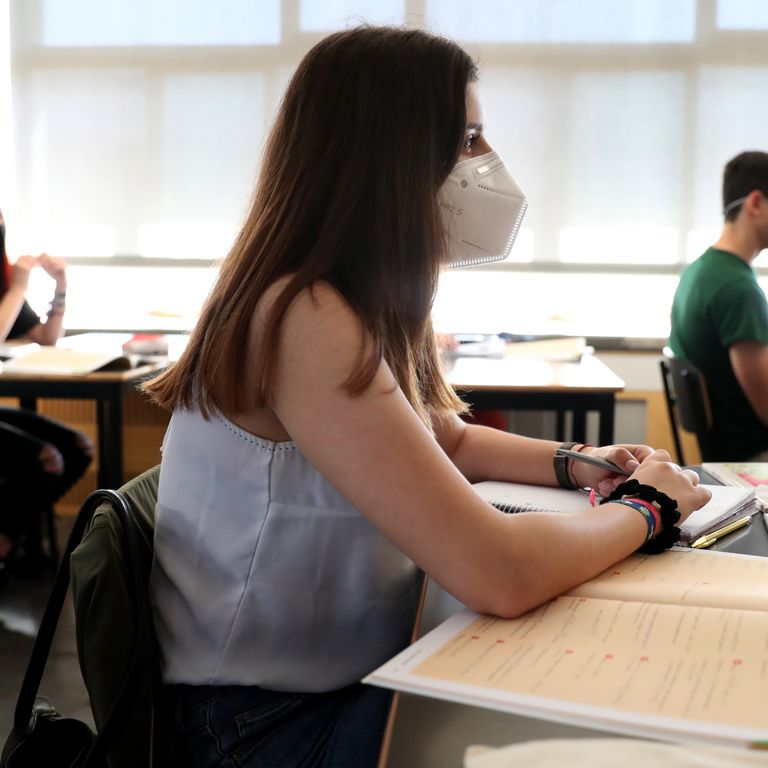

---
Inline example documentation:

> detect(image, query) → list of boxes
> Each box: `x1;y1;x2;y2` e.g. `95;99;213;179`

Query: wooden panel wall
618;390;701;465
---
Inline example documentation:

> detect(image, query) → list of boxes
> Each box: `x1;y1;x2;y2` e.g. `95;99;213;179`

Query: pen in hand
554;448;632;477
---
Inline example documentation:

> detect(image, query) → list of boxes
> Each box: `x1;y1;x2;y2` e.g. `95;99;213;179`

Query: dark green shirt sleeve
712;278;768;348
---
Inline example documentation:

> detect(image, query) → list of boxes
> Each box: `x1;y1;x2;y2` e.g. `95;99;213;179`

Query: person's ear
745;190;765;213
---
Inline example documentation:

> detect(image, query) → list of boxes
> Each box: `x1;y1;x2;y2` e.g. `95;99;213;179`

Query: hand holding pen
556;443;648;498
557;446;710;522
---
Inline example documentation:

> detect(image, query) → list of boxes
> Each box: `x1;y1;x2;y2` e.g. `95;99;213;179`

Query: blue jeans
169;682;393;768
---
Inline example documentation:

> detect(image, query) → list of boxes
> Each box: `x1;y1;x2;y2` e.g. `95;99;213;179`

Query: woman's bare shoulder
255;277;361;340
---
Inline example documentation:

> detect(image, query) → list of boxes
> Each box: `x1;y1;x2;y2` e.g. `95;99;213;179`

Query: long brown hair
144;26;476;424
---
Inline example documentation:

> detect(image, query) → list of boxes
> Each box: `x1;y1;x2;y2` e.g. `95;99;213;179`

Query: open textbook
364;548;768;748
0;346;131;375
472;481;759;545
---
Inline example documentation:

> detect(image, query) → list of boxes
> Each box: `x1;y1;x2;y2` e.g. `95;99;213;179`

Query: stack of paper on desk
0;346;131;375
364;548;768;748
502;335;587;362
472;481;759;545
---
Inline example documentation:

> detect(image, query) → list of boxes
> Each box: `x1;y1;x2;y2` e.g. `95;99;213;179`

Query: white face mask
439;151;527;267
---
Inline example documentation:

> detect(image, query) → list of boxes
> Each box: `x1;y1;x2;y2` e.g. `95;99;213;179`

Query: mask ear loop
723;195;749;217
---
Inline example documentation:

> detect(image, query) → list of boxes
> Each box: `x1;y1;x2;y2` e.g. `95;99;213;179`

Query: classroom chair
659;347;715;465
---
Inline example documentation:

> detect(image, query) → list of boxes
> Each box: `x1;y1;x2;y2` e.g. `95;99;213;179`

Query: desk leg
572;409;587;444
97;395;124;489
598;396;616;446
555;411;566;442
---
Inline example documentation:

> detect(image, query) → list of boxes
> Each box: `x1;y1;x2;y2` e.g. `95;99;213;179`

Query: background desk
0;364;162;489
446;354;625;445
382;508;768;767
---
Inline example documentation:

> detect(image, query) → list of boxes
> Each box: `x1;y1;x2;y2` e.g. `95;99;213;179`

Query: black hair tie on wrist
600;479;681;554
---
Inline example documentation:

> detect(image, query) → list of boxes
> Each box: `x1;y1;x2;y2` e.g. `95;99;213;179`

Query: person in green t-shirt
670;151;768;460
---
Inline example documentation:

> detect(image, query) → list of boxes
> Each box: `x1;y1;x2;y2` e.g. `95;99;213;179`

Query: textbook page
565;548;768;612
365;573;768;745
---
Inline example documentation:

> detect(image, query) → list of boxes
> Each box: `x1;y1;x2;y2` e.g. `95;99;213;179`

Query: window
717;0;768;30
300;0;404;31
41;0;280;46
427;0;696;43
3;1;768;334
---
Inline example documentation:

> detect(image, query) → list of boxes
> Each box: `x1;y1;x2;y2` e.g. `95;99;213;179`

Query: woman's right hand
10;254;39;292
629;449;711;526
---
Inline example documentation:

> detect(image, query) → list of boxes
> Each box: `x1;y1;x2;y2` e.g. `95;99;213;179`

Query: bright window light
0;0;13;209
138;222;237;260
559;227;679;264
685;229;719;263
300;0;404;31
426;0;695;43
717;0;768;29
505;227;534;263
42;0;280;46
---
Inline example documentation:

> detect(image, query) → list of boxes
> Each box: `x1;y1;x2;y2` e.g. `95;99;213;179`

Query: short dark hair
723;150;768;221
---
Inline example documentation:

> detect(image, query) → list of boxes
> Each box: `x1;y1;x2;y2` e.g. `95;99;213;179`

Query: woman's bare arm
264;283;710;618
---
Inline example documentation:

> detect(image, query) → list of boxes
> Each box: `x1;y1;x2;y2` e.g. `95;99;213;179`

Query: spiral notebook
472;481;759;544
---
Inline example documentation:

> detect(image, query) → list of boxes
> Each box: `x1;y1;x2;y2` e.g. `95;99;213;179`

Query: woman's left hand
569;443;654;497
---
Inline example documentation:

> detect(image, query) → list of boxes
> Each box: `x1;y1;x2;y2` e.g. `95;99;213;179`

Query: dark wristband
553;441;579;490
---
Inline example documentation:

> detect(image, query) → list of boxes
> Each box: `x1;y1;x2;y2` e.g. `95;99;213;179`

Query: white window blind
3;0;768;271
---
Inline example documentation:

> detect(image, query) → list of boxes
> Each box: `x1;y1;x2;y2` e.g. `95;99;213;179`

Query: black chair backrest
660;348;714;463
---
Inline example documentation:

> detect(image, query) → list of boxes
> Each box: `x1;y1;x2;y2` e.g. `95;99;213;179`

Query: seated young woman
143;26;710;768
0;209;93;577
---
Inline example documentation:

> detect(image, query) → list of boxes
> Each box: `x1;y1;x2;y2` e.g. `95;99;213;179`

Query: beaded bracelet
600;479;681;554
47;297;66;317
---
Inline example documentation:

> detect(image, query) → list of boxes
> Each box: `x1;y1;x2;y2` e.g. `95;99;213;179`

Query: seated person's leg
170;682;391;768
0;407;93;497
0;421;58;560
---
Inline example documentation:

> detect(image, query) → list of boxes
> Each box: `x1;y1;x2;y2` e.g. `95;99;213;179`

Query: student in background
144;27;709;768
670;151;768;460
0;208;93;577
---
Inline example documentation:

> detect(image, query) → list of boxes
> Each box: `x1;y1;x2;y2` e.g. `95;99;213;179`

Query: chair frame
659;348;715;464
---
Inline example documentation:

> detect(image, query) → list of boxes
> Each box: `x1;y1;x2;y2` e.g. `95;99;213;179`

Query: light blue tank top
150;407;422;691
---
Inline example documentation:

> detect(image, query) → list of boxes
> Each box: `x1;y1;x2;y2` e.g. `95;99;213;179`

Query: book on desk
365;546;768;748
0;346;133;375
446;335;588;362
0;332;175;375
471;480;759;545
